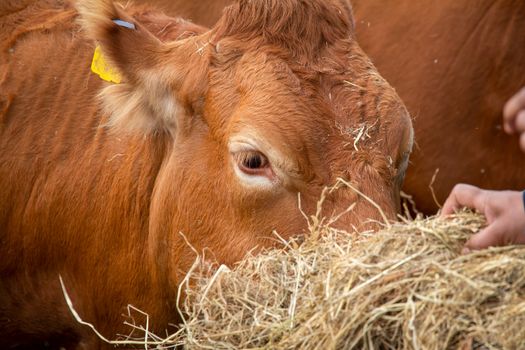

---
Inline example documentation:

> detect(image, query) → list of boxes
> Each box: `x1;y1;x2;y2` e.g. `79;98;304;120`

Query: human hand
441;184;525;253
503;87;525;151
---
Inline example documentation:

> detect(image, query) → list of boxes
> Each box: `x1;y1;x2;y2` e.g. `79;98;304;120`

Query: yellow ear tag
91;46;122;84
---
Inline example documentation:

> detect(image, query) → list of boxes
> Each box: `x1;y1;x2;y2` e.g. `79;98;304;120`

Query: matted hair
213;0;354;60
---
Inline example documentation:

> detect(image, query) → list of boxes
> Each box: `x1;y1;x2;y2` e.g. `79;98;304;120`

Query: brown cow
0;0;412;348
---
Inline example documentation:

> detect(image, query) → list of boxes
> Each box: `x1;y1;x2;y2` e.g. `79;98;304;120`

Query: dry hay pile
170;212;525;349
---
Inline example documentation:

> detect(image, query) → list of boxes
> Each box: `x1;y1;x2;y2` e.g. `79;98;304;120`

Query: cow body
0;0;412;348
352;0;525;213
0;2;190;348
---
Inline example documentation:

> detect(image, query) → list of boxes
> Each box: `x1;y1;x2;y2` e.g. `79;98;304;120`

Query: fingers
463;224;502;252
503;87;525;134
441;184;485;216
514;110;525;132
516;111;525;153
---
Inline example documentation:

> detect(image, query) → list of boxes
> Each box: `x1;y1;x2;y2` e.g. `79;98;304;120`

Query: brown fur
353;0;525;213
129;0;232;27
0;0;411;348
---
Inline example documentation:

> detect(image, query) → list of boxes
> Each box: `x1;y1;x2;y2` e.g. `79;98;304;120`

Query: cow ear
77;0;208;134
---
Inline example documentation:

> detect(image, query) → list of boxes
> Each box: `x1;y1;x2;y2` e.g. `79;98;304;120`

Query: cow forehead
227;49;388;124
205;39;405;159
208;47;387;138
232;54;307;103
220;53;329;118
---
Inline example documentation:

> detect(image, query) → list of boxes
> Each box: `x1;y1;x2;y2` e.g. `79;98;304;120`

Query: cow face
78;0;412;276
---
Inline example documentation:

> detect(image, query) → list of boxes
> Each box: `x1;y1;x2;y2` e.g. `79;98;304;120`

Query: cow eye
235;151;269;175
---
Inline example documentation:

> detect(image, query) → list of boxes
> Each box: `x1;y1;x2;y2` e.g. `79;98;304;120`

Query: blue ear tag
113;19;136;30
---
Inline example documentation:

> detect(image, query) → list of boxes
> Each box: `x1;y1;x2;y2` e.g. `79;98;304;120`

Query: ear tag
112;19;136;30
91;46;122;84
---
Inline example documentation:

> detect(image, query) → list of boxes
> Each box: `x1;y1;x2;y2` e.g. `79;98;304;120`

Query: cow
0;0;413;348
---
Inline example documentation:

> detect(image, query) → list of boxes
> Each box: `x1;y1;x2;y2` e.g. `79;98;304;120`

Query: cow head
78;0;413;285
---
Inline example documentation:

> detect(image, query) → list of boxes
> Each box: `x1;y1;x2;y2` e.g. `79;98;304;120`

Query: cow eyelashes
229;139;278;186
235;151;269;175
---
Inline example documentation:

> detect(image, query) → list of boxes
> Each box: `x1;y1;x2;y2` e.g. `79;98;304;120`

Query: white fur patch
101;69;181;134
232;163;276;188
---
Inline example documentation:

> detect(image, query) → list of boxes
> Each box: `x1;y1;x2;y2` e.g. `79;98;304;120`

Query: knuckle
452;183;469;193
515;111;525;131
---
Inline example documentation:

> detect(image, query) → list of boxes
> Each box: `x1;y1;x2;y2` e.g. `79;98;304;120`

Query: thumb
463;224;502;253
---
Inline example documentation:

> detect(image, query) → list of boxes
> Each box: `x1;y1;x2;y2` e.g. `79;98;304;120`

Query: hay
171;212;525;349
